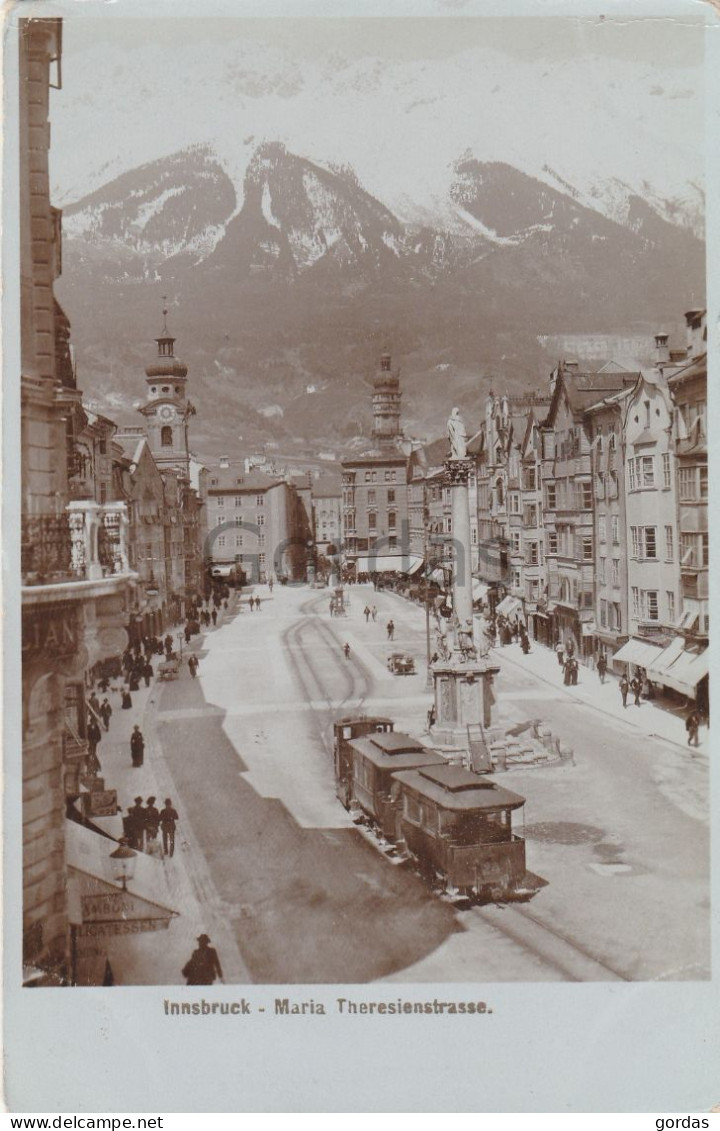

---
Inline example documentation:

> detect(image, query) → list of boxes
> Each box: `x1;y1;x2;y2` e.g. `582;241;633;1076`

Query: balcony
22;501;133;589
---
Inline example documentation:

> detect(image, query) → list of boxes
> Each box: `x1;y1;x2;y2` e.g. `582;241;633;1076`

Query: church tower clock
139;300;195;476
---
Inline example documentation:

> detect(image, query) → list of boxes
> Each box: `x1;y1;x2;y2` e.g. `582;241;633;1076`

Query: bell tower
139;298;194;475
372;353;402;448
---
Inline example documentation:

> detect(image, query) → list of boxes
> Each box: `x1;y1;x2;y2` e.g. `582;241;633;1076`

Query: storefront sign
22;602;80;660
82;790;117;817
78;918;171;938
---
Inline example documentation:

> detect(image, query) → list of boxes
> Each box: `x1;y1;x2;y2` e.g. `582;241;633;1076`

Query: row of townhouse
471;311;708;708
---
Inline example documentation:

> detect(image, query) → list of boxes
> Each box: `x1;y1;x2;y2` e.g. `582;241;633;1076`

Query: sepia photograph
4;0;718;1113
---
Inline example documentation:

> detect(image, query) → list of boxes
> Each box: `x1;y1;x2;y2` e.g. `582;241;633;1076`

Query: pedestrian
268;578;273;593
364;605;370;622
344;642;351;659
685;709;700;748
130;724;145;768
563;658;572;686
427;703;437;729
387;620;395;641
619;674;630;708
121;685;133;710
555;640;564;667
597;653;608;684
160;798;179;857
371;606;377;622
164;634;173;658
182;934;224;985
571;658;579;686
188;655;198;678
185;625;192;645
98;674;110;694
88;691;101;716
521;634;530;655
144;659;154;685
143;796;160;852
99;697;112;731
128;669;140;693
87;715;102;757
211;608;217;626
631;675;642;707
126;796;145;851
255;597;261;611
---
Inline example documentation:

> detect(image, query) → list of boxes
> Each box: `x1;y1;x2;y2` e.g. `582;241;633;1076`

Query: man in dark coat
99;697;112;731
631;675;642;707
685;709;700;747
130;724;145;767
144;797;160;850
160;798;179;857
597;653;608;684
126;796;145;851
182;934;223;985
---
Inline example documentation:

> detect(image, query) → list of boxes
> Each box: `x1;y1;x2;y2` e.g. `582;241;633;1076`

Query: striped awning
647;640;709;695
612;638;665;668
496;596;522;617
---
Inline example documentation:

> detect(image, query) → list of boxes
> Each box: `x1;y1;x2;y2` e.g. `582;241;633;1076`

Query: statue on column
447;406;468;460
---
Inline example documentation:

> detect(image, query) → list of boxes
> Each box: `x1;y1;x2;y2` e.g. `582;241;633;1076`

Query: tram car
393;763;526;899
347;731;446;841
333;716;395;809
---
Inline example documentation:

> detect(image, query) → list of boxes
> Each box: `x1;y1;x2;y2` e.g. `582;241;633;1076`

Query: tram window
342;726;352;739
405;795;421;823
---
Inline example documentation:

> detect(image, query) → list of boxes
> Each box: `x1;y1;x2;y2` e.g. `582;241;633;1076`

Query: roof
342;451;409;468
664;352;707;387
206;467;283;492
312;472;343;498
393;765;526;811
349;731;445;772
114;432;148;468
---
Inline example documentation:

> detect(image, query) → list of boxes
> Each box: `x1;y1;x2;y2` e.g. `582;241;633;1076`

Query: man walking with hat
130;724;145;768
182;934;223;985
160;798;179;857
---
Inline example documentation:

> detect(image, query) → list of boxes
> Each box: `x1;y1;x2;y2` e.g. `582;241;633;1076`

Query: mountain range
56;140;705;461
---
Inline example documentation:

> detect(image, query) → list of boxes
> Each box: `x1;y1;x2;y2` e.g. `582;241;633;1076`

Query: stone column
447;458;474;632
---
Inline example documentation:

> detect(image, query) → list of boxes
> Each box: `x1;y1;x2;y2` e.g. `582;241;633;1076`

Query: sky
45;11;707;226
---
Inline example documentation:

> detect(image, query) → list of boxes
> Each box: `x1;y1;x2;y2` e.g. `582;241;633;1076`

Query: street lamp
109;838;137;892
177;630;184;662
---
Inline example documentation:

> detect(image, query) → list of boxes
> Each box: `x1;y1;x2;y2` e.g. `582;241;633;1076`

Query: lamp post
177;630;184;663
109;839;137;892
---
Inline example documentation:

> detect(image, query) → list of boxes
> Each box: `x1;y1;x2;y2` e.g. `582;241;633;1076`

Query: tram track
284;590;634;983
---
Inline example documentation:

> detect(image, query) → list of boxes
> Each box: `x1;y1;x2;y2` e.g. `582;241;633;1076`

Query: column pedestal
430;656;500;752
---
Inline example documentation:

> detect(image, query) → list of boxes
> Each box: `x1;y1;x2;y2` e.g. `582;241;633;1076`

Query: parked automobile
387;652;416;675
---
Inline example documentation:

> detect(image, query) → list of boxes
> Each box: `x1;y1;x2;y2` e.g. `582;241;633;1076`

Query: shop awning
612;638;665;668
429;567;447;585
472;580;489;601
404;557;425;576
496;596;522;617
647;640;709;696
354;555;422;574
66;821;178;938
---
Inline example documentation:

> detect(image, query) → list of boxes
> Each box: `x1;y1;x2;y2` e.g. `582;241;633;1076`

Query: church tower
372;353;402;448
139;300;194;475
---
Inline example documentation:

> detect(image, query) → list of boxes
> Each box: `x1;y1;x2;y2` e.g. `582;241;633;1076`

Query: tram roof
349;732;445;771
393;765;526;811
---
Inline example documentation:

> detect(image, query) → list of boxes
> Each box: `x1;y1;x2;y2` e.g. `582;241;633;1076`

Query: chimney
654;332;670;365
219;455;230;469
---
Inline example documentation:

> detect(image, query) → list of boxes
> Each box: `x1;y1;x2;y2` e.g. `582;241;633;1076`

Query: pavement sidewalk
480;626;709;757
85;594;249;985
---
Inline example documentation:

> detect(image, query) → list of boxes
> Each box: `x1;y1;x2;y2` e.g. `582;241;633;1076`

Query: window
256;495;264;506
259;553;266;568
217;536;225;549
643;590;659;621
599;557;606;583
582;482;592;509
388;511;397;529
511;568;521;590
384;470;391;482
630;526;657;559
662;453;671;488
666;591;675;621
524;504;537;526
365;472;372;483
235;535;243;548
545;484;556;509
640;455;655;487
524;468;536;490
235;496;242;507
631;587;640;618
495;478;504;508
611;558;620;586
678;466;708;501
598;515;607;543
446;516;453;535
257;513;265;526
700;466;708;498
161;426;173;447
702;532;709;567
528;542;540;565
645;527;657;559
547;532;558;554
611;516;619;545
390;471;397;482
665;526;674;560
600;599;608;628
216;516;224;527
510;492;520;514
582;536;593;561
367;490;376;506
258;534;265;547
387;489;395;504
368;513;377;530
234;515;242;526
609;432;616;452
217;496;225;507
388;536;397;548
511;532;521;554
628;459;636;491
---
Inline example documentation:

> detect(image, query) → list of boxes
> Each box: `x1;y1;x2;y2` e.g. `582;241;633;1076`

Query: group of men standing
123;795;179;856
